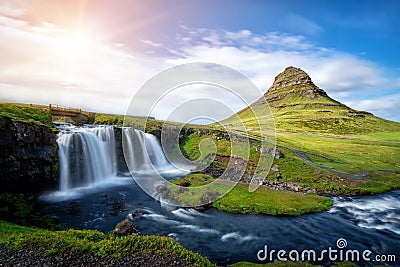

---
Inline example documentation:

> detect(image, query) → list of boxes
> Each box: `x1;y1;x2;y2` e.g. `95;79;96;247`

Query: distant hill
223;66;400;135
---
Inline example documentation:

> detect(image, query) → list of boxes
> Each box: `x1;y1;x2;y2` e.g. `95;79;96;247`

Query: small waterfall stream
122;128;170;173
57;125;118;191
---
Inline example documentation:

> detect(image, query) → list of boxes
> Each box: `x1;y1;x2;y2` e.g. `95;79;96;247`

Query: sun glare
53;32;100;61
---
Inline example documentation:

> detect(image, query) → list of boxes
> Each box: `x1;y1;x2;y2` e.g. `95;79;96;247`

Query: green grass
178;129;395;198
264;146;367;195
275;133;400;194
0;220;213;266
166;174;332;216
94;113;126;126
355;131;400;142
180;132;232;160
0;103;53;127
215;79;400;198
212;185;332;216
277;133;400;173
223;82;400;136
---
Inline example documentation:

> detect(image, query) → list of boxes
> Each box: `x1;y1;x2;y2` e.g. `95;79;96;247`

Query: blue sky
0;0;399;122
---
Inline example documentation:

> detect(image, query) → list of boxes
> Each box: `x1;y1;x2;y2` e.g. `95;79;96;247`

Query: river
38;125;400;266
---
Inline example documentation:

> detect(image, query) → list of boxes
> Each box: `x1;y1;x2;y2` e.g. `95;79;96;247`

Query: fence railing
49;104;81;114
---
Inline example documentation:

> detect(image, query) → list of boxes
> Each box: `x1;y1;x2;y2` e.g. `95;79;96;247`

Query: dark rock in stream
112;219;140;235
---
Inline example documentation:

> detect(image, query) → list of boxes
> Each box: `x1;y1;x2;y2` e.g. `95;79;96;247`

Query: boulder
112;219;139;235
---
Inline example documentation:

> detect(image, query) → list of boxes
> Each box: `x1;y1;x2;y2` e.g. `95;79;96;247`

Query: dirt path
293;150;369;180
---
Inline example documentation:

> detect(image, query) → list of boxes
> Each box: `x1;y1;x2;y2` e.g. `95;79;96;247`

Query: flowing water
39;125;400;266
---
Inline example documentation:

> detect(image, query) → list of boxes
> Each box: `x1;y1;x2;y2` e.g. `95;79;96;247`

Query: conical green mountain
225;66;400;135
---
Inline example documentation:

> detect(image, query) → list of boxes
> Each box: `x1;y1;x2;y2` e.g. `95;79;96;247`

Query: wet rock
112;219;139;235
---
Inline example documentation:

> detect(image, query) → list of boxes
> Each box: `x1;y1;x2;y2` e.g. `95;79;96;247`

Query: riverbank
0;220;213;266
162;174;332;216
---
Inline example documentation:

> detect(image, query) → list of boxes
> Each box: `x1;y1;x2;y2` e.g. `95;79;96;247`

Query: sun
52;31;101;61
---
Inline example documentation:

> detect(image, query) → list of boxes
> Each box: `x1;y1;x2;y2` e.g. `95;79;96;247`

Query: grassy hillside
0;103;53;127
218;67;400;194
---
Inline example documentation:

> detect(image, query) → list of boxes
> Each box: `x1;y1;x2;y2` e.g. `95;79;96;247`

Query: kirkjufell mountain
223;66;400;135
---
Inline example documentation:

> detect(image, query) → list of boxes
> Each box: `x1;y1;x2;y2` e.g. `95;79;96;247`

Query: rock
275;172;282;180
271;164;279;172
264;66;328;105
274;149;284;159
114;127;129;173
267;67;315;92
112;219;139;235
0;117;58;193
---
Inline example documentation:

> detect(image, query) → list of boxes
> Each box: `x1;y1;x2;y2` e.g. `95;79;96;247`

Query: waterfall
90;126;117;175
55;125;174;192
57;126;118;191
122;128;171;173
144;133;171;169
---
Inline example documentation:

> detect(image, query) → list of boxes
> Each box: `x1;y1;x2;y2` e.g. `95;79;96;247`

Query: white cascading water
56;125;172;192
90;126;118;175
57;125;118;191
122;127;170;173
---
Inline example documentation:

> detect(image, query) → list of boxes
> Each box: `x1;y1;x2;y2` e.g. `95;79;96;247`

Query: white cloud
175;27;315;52
344;94;400;122
141;39;162;48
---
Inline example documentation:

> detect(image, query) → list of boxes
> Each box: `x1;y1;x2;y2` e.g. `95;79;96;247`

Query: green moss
94;113;125;126
0;220;213;266
0;103;53;127
166;175;332;216
212;185;332;216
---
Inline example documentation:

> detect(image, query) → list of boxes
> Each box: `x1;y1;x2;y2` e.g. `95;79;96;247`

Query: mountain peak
264;66;328;104
268;66;315;92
